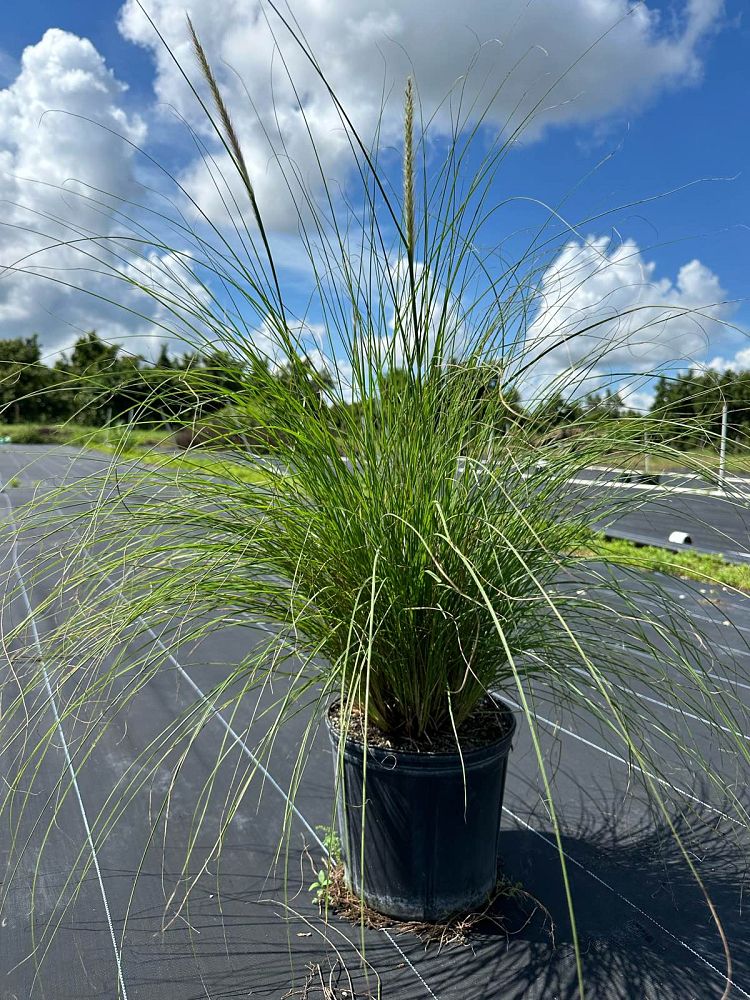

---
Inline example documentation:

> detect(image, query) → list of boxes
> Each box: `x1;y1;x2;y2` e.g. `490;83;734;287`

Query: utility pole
718;401;728;492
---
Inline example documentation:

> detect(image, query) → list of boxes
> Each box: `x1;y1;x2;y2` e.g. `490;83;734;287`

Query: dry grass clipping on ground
316;862;549;950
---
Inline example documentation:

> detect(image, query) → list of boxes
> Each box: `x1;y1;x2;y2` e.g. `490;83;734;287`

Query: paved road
1;446;749;999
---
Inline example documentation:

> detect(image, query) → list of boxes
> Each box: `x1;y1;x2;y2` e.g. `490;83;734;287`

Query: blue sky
0;1;747;404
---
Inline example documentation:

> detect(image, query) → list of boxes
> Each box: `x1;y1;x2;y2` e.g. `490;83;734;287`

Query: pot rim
326;693;517;767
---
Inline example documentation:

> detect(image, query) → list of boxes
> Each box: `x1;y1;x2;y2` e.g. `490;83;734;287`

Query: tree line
0;332;260;426
651;370;750;450
0;333;747;452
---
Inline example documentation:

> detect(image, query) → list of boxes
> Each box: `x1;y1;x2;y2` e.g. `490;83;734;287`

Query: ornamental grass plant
1;7;749;997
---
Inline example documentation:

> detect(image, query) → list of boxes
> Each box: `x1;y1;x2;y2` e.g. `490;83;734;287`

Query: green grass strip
587;535;750;592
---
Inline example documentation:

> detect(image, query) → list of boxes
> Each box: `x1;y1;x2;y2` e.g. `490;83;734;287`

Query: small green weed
316;824;342;862
309;825;342;907
308;867;332;907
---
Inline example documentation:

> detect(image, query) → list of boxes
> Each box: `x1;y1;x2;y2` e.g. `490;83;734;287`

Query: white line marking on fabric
0;494;130;1000
502;697;740;828
627;640;750;691
633;594;750;636
110;582;442;1000
503;806;750;999
627;579;750;618
707;671;750;693
583;588;750;652
562;566;750;619
566;476;744;497
8;499;440;1000
15;464;745;997
587;464;750;487
568;666;750;745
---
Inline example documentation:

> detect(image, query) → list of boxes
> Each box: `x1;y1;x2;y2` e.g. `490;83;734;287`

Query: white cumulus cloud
0;3;732;370
0;29;193;358
523;237;732;388
118;0;724;231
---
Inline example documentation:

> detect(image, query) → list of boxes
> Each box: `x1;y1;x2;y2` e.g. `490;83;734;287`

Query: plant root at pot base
312;861;550;950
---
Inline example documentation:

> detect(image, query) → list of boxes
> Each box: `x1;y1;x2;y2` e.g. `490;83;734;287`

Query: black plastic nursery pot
326;697;516;923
